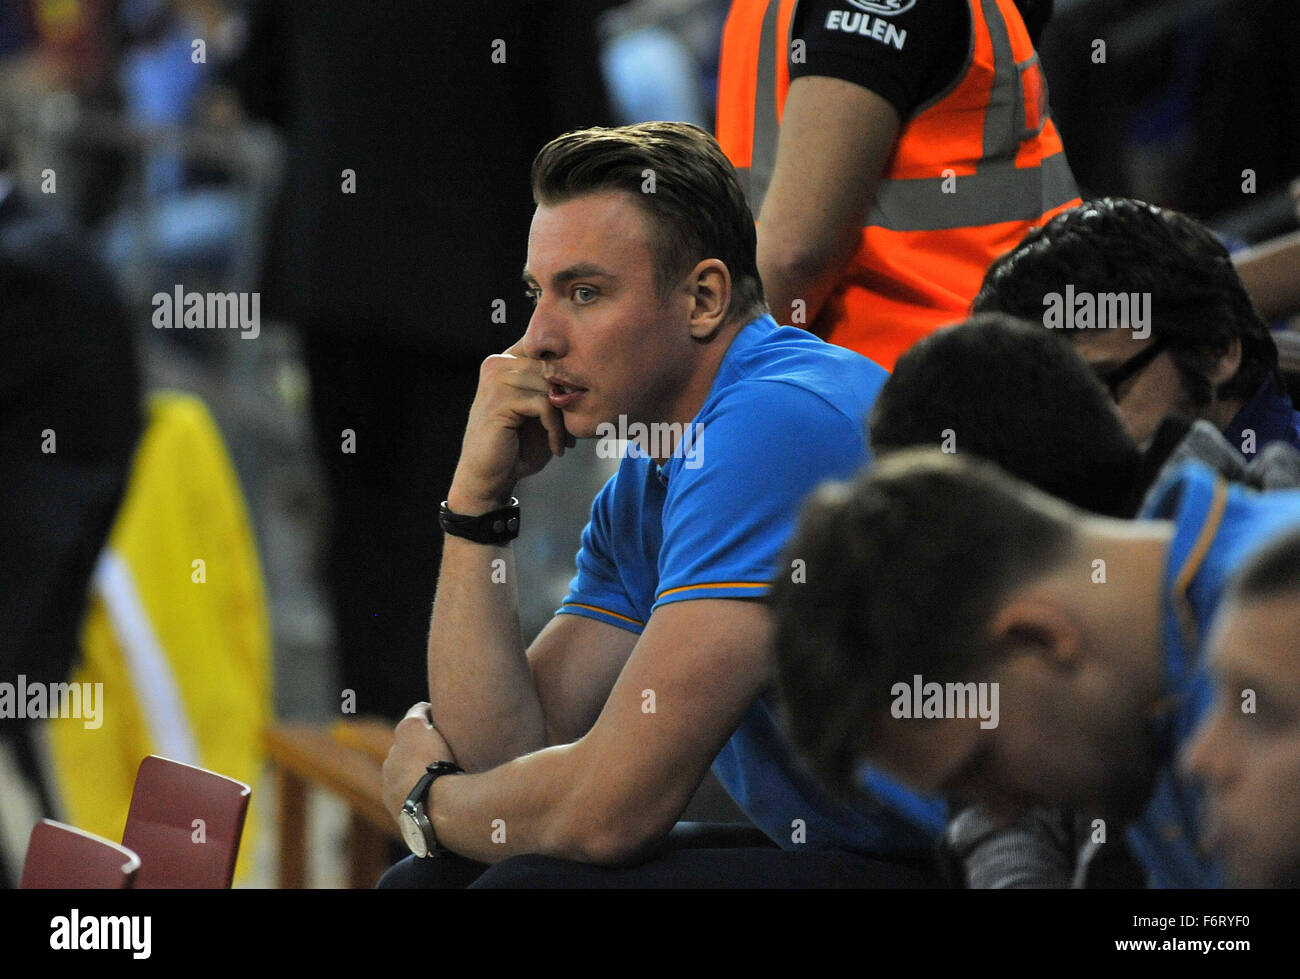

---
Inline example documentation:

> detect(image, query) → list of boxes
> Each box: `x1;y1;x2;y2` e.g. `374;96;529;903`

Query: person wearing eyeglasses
971;197;1300;458
861;312;1300;887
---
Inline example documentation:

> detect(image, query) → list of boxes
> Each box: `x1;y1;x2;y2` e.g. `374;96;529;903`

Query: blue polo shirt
557;314;947;854
1132;460;1300;886
1223;373;1300;459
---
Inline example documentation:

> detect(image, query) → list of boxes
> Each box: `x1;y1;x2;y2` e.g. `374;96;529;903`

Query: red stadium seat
21;819;140;889
122;755;251;888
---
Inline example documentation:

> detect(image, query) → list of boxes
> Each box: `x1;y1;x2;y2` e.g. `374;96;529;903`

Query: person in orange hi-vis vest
717;0;1081;370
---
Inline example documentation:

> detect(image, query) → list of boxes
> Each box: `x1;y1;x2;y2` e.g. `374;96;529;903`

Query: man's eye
573;286;597;304
524;288;540;305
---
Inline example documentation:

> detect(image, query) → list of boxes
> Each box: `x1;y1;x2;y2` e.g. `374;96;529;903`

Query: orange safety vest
717;0;1081;369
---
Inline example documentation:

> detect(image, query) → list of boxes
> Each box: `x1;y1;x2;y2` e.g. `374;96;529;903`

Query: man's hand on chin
382;702;457;824
449;338;577;514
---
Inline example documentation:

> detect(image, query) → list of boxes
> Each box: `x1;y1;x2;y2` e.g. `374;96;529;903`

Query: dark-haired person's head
531;121;766;328
868;313;1141;517
1182;531;1300;887
972;197;1280;448
769;450;1174;823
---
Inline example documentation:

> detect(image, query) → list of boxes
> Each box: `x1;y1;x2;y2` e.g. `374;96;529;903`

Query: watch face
399;810;429;858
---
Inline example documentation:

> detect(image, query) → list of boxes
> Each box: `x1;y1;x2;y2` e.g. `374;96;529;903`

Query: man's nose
521;298;568;362
1180;708;1232;786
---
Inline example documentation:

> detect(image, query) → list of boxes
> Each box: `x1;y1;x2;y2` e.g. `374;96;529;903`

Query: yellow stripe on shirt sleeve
656;581;771;600
560;603;645;627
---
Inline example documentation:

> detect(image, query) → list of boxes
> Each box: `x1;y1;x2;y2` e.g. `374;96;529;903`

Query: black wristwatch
439;498;520;545
399;761;464;858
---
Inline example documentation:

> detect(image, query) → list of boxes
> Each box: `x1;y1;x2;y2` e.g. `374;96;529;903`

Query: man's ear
1208;335;1243;388
987;592;1083;671
687;259;731;341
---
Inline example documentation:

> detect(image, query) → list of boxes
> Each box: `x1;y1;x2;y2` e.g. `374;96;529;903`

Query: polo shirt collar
1140;461;1230;759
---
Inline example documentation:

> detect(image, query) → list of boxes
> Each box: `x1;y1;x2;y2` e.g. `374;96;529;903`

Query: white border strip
92;550;199;765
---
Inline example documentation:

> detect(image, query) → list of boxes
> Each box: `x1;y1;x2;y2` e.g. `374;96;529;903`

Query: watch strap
404;760;464;856
439;498;520;545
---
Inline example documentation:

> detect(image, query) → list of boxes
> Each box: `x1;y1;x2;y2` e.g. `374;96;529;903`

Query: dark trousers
302;326;483;721
377;822;940;888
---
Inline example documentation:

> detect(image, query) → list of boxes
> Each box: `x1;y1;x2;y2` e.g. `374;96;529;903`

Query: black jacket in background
0;188;142;684
234;0;614;356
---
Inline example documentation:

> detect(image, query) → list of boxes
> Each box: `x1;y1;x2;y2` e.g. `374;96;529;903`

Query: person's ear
1208;335;1242;388
988;593;1082;671
686;259;731;341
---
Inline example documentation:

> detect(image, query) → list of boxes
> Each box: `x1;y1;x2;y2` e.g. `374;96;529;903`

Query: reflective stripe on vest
741;0;786;215
734;0;1078;231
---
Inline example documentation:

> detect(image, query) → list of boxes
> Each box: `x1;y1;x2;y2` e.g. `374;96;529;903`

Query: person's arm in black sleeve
758;0;968;331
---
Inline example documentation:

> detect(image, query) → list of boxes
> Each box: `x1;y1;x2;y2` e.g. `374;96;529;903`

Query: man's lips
547;380;587;408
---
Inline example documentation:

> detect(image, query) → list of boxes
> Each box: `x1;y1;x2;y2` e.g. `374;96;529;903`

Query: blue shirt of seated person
557;313;947;855
1131;460;1300;886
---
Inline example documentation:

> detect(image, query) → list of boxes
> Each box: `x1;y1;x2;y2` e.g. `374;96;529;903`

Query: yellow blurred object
34;0;83;41
48;391;272;885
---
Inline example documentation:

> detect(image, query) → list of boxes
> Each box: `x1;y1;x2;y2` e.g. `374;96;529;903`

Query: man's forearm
759;231;857;336
754;76;900;335
412;599;775;868
428;741;634;866
426;529;547;772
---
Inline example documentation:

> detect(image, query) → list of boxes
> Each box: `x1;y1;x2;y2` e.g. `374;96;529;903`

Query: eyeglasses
1095;338;1168;401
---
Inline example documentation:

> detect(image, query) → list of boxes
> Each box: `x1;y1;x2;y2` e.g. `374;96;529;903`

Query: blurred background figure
0;146;143;888
1039;0;1299;234
0;0;121;228
0;144;141;720
597;0;723;127
100;0;254;303
231;0;613;721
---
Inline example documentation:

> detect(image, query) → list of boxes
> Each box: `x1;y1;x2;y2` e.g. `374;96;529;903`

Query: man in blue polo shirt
769;449;1300;887
378;121;942;887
